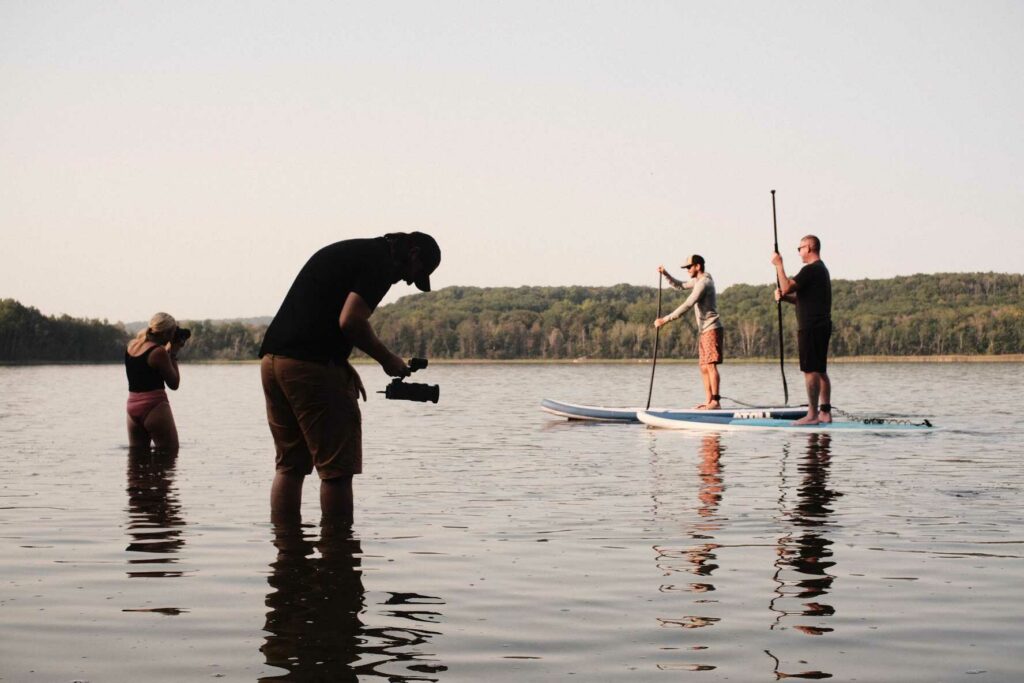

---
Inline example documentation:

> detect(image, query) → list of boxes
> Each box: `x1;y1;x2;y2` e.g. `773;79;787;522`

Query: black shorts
798;324;831;373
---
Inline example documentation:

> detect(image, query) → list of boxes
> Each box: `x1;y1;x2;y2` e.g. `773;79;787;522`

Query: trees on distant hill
0;299;128;362
2;273;1022;362
179;319;264;360
370;274;1024;360
0;300;266;363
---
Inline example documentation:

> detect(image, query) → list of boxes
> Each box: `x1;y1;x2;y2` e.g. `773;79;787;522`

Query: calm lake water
1;362;1022;682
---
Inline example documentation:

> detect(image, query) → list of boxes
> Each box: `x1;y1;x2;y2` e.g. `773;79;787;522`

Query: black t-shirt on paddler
792;260;832;331
259;237;396;364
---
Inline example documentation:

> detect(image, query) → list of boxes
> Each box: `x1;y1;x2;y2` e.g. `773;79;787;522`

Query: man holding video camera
259;232;441;527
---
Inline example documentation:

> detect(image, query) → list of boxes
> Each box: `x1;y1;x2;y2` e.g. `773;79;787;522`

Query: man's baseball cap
410;231;441;292
681;254;705;269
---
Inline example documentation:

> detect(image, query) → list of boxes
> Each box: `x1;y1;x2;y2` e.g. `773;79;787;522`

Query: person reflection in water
771;433;839;637
687;433;724;580
125;448;186;582
261;523;446;681
653;434;725;631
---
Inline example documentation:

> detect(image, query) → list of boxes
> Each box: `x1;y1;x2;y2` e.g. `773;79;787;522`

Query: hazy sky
2;1;1022;323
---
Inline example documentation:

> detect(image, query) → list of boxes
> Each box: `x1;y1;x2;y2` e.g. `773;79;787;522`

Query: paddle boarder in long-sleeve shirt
654;254;725;409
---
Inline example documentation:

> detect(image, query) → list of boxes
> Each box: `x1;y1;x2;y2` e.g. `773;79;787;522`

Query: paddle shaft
771;190;790;405
646;273;663;409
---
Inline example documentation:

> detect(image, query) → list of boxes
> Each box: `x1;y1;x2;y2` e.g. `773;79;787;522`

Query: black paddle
646;271;663;410
771;190;790;405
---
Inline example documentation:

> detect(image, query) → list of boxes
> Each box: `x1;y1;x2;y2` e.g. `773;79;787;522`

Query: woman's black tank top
125;346;165;392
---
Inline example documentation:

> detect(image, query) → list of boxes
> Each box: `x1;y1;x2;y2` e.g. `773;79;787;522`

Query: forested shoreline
2;272;1022;363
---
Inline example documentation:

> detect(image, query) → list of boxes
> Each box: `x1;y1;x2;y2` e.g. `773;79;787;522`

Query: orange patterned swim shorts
699;327;724;366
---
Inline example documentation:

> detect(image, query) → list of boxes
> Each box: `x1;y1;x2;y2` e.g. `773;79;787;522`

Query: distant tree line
176;320;264;360
0;298;128;362
2;273;1022;363
369;273;1024;360
0;299;264;363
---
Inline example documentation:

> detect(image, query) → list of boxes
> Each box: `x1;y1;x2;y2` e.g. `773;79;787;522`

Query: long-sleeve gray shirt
663;272;723;333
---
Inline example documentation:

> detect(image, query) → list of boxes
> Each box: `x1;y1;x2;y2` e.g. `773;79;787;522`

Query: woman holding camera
125;312;186;451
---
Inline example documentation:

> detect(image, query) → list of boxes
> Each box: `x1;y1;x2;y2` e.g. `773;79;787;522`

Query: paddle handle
771;189;779;252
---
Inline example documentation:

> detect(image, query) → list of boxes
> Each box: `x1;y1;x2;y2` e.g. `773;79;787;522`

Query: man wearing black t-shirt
259;232;441;525
771;234;832;425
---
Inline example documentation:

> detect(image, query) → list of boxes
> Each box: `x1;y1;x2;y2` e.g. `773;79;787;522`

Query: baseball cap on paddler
409;231;442;292
681;254;705;269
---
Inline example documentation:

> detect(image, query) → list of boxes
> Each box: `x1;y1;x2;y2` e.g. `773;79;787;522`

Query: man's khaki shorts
260;354;362;479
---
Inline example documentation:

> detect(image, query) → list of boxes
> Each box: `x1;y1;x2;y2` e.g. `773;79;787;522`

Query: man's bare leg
321;475;354;529
818;373;832;423
706;364;721;409
697;365;712;408
793;372;821;425
271;471;305;524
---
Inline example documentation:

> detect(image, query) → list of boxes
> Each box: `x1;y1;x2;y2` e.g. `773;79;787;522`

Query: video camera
381;357;439;403
173;327;191;344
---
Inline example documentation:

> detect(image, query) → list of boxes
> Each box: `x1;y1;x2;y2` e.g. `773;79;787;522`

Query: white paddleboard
541;398;806;423
638;409;934;432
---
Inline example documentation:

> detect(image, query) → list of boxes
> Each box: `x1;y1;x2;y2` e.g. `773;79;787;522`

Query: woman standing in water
125;312;186;451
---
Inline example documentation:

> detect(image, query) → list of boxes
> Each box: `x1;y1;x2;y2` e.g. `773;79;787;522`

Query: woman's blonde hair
134;312;177;342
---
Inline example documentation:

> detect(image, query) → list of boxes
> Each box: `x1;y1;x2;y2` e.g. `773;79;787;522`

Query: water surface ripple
1;362;1022;681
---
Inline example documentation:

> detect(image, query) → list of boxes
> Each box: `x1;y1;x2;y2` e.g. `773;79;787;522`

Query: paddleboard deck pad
638;409;934;432
541;398;806;423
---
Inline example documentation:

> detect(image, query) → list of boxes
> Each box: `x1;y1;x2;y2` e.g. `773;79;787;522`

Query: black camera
381;357;439;403
173;327;191;344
